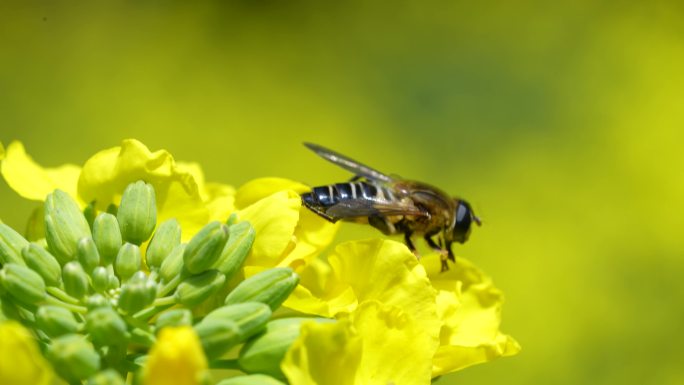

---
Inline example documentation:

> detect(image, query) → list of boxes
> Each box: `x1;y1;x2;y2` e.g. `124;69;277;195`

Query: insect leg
404;231;419;256
446;240;455;263
424;234;450;272
348;175;363;182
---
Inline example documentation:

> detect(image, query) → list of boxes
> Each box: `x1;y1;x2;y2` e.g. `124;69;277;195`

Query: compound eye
453;201;473;243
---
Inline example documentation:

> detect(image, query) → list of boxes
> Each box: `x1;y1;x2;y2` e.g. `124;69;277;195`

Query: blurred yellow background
2;1;683;384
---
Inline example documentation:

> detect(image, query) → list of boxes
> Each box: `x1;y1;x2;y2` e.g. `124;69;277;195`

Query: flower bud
108;273;120;290
202;302;271;342
83;201;97;230
216;375;286;385
159;243;186;284
86;294;110;309
214;221;255;280
36;305;79;337
22;242;62;287
92;213;122;265
62;261;89;299
117;181;157;245
91;266;109;293
0;263;46;305
224;268;299;311
118;272;156;314
238;318;322;379
77;237;101;273
155;309;193;331
146;218;181;270
194;319;241;360
183;221;229;274
174;270;225;307
0;223;29;265
44;190;91;264
47;334;100;382
114;243;142;281
86;369;126;385
86;306;128;347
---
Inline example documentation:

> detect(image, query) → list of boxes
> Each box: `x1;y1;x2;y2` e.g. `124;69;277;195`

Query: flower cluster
0;140;519;385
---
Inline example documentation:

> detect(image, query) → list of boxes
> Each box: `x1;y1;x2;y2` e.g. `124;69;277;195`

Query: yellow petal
0;321;54;385
0;141;81;202
234;178;309;209
238;190;300;268
285;239;441;340
144;326;208;385
235;177;338;270
283;302;437;385
281;319;362;385
352;301;435;385
421;253;521;376
77;139;218;240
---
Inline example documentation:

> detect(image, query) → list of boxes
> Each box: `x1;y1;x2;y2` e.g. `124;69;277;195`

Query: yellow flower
283;240;520;380
282;239;441;385
282;301;436;385
0;321;54;385
144;326;208;385
0;139;234;239
420;253;521;376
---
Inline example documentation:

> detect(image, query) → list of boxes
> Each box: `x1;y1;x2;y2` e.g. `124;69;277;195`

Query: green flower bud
0;263;46;305
183;221;229;274
114;243;141;281
77;237;101;273
174;270;225;307
86;369;126;385
62;261;89;299
194;319;241;360
118;272;156;314
224;268;299;311
117;181;157;245
86;294;110;309
92;213;122;265
0;222;29;265
44;189;92;264
155;309;193;331
214;221;255;279
238;318;325;379
146;218;181;270
108;273;120;290
91;266;109;293
159;243;186;284
202;302;271;342
36;305;79;337
22;242;62;287
47;334;101;382
83;201;97;230
86;307;128;347
216;375;286;385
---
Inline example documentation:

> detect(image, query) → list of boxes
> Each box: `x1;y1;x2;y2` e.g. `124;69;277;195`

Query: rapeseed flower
0;139;518;384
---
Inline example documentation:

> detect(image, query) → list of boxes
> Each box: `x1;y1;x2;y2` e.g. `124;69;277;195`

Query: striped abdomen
301;181;395;220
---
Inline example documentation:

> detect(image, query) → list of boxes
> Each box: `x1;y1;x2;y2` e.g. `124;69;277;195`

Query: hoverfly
301;142;481;272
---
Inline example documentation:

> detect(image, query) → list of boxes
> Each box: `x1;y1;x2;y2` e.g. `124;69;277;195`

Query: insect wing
304;142;394;183
325;199;428;220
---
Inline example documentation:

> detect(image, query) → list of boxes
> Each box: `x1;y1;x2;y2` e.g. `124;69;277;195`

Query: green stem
153;296;176;307
158;275;181;297
44;295;87;313
133;303;174;322
211;359;242;370
46;287;81;304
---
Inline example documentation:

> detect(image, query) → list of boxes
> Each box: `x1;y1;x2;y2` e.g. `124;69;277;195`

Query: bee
301;142;481;272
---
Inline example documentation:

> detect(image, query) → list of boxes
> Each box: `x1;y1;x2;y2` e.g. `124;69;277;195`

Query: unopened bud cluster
0;181;316;384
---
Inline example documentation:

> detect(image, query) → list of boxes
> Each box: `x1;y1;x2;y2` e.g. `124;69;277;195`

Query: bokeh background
2;1;684;384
